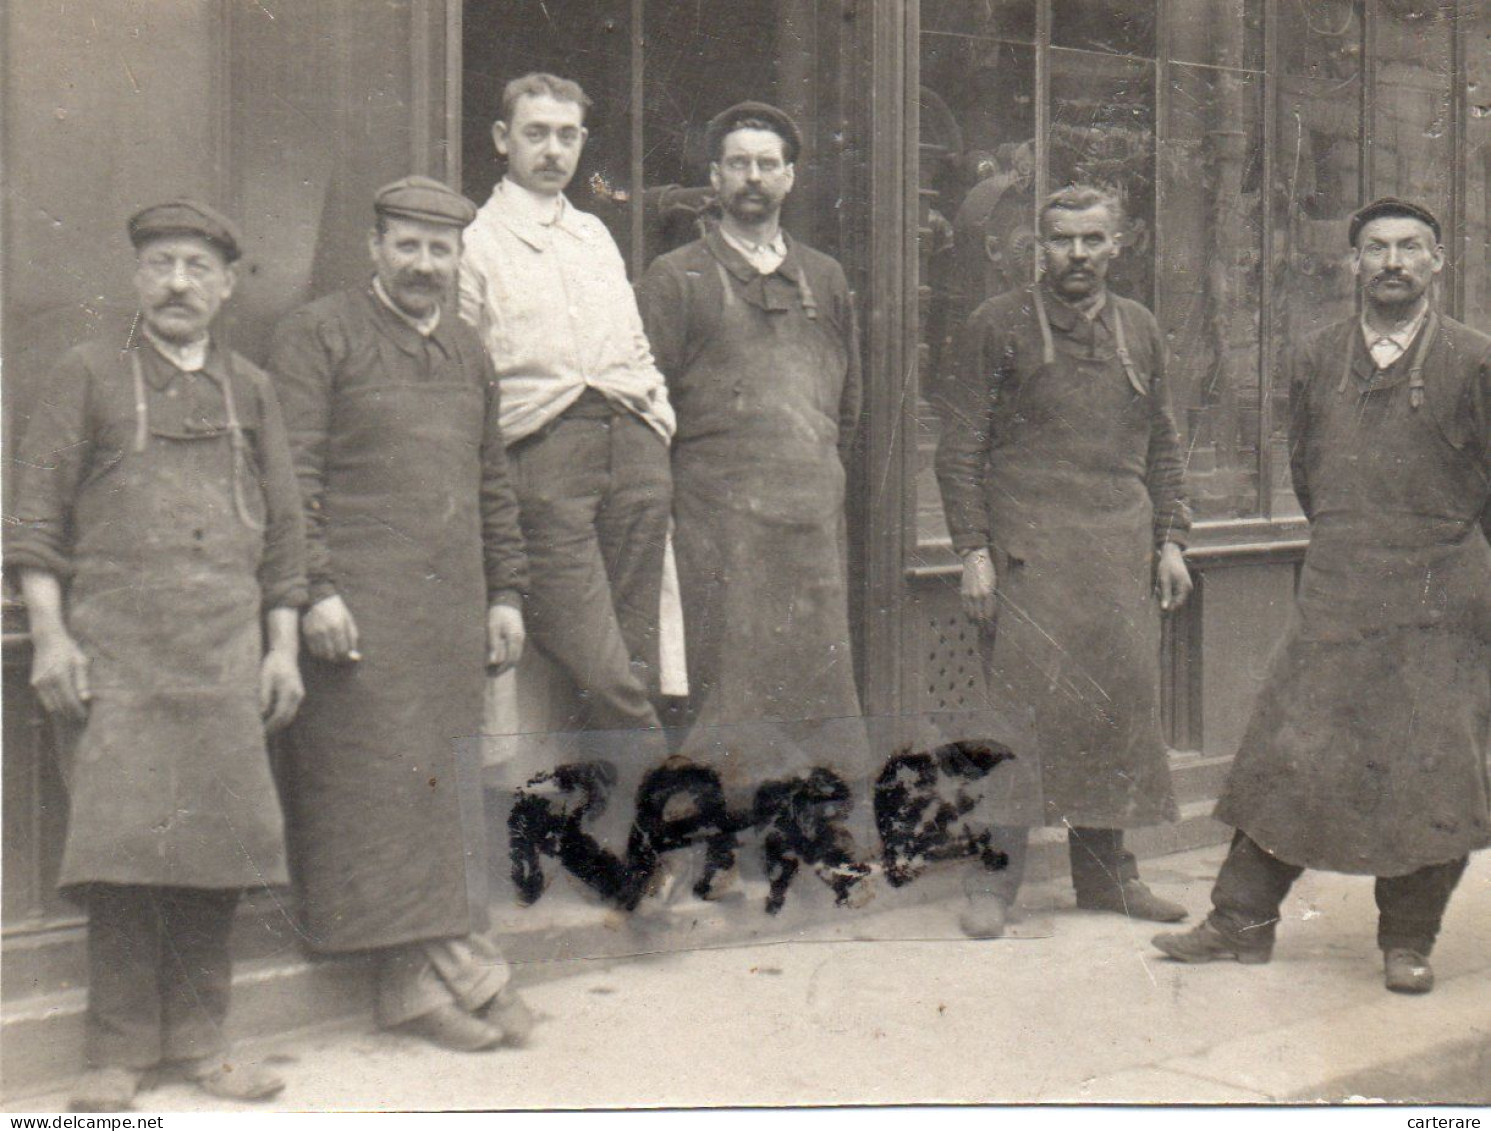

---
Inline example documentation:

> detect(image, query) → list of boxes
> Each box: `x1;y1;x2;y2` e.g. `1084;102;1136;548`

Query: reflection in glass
922;0;1037;45
1169;0;1265;71
1050;50;1156;307
1052;0;1156;58
915;36;1037;546
1370;0;1453;236
1161;65;1267;518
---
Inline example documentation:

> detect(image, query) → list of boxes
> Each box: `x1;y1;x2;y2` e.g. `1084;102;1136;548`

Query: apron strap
1032;288;1056;366
1339;310;1438;409
1111;306;1149;397
201;353;266;532
128;350;150;454
1406;311;1438;410
793;266;819;321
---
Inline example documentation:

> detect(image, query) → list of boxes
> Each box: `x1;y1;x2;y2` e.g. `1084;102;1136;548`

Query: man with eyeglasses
636;102;864;879
8;201;307;1109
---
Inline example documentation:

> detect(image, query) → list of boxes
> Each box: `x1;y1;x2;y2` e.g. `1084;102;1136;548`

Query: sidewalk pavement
12;842;1491;1110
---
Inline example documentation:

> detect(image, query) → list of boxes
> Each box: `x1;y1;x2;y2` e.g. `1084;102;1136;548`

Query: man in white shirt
460;73;675;746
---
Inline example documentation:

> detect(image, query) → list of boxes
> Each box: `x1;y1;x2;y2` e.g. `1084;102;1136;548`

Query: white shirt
142;324;208;372
372;276;440;338
719;226;787;275
1362;300;1429;370
458;178;674;444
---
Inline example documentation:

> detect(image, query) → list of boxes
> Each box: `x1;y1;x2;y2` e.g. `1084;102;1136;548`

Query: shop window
1466;4;1491;335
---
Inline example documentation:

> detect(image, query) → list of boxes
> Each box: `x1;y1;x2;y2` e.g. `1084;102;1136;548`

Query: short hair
1039;184;1125;234
711;117;779;162
499;73;592;126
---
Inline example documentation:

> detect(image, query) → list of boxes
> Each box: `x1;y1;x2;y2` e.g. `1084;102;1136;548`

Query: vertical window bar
1155;0;1172;336
630;0;646;277
1360;0;1375;204
412;0;433;177
1448;0;1468;319
445;0;464;188
1259;0;1279;521
1033;0;1051;284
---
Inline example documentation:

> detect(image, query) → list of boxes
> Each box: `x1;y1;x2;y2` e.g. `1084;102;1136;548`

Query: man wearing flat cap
7;201;307;1109
636;102;865;826
1156;198;1491;994
269;176;534;1050
459;73;675;778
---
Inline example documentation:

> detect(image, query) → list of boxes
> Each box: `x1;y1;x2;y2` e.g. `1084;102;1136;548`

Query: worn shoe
394;1003;505;1052
1152;919;1272;965
959;892;1011;939
482;986;535;1047
69;1066;142;1112
184;1058;285;1103
1383;948;1435;994
1076;879;1189;922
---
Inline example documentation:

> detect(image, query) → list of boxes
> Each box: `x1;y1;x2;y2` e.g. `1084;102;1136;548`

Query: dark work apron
281;308;491;952
1216;318;1491;874
60;345;286;892
671;248;864;789
981;293;1178;828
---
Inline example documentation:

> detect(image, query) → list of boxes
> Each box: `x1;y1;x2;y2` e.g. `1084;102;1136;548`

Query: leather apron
671;248;864;789
281;308;491;952
59;345;287;892
981;293;1178;828
1216;317;1491;874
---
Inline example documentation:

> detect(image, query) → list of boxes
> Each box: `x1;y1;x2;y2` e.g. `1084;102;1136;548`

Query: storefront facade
4;0;1489;969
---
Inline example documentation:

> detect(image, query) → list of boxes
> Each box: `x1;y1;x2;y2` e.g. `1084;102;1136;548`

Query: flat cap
374;175;477;228
1348;197;1442;247
128;199;242;262
705;101;803;165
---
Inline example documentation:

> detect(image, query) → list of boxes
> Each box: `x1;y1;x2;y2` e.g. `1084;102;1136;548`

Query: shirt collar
373;276;441;337
499;177;567;227
142;323;210;372
1040;287;1109;333
1361;299;1428;367
719;225;788;275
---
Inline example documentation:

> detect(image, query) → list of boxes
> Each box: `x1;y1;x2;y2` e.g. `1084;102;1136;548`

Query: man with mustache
935;184;1194;937
459;74;675;787
269;177;534;1050
635;102;864;860
8;201;306;1109
1155;198;1491;993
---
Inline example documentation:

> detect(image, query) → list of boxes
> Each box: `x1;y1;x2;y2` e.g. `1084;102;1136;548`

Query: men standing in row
636;103;863;785
9;202;306;1109
460;73;675;755
936;185;1194;938
1155;198;1491;993
270;178;533;1051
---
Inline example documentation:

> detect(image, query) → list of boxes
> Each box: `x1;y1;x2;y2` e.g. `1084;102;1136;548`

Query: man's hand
1155;541;1193;613
960;548;998;624
302;594;359;662
487;604;526;677
30;631;91;721
260;648;305;732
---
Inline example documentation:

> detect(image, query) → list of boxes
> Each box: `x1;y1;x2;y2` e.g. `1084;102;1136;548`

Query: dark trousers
974;826;1139;902
1210;831;1469;953
83;883;241;1070
509;406;671;734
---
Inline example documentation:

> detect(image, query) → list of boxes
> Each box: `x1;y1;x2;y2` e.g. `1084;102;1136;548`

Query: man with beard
9;201;306;1109
1154;198;1491;993
459;73;674;754
269;177;534;1050
935;184;1194;938
635;102;863;848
